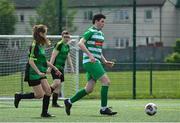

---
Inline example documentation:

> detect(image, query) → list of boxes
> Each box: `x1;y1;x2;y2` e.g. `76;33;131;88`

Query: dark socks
52;93;58;105
20;92;35;99
42;95;50;114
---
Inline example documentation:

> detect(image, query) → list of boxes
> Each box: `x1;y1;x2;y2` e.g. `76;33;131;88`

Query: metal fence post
132;0;137;99
150;58;153;96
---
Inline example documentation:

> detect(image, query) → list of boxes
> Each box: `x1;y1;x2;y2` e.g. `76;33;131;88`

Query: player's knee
102;81;110;86
53;81;61;89
45;91;51;96
35;93;44;99
44;88;51;96
85;87;93;94
56;82;61;88
87;88;94;93
100;75;111;86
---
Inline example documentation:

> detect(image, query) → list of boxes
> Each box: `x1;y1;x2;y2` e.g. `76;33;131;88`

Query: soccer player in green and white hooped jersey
64;14;117;116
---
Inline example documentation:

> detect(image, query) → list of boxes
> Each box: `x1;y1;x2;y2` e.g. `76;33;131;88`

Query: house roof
12;0;42;9
68;0;166;8
12;0;166;9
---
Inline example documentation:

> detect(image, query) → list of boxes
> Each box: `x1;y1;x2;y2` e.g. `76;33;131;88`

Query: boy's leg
99;74;117;115
99;74;110;109
64;79;96;115
51;79;63;107
101;85;108;108
51;69;64;108
70;88;87;103
64;88;87;116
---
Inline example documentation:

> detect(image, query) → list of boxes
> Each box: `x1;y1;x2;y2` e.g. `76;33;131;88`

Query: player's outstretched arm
47;50;59;73
47;61;62;76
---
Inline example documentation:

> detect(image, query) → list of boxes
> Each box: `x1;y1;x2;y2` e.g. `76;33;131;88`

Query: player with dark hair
14;24;61;117
47;30;74;108
64;14;117;116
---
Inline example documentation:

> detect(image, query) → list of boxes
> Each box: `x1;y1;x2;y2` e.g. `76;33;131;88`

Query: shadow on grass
88;114;119;117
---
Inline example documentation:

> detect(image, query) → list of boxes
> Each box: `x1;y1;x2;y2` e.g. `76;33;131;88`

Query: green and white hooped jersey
82;26;104;64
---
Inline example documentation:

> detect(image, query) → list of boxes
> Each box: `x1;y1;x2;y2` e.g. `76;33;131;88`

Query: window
84;11;93;21
145;10;152;21
120;39;124;47
20;14;24;22
146;37;149;45
114;37;129;48
114;10;129;23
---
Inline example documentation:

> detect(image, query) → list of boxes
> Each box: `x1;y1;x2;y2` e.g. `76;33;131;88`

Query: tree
30;0;76;35
165;39;180;63
0;0;16;34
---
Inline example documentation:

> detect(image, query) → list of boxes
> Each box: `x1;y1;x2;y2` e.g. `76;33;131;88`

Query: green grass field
0;71;180;98
0;99;180;122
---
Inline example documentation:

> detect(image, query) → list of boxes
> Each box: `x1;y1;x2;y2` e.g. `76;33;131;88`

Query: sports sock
101;86;109;107
52;93;58;105
70;88;87;103
42;95;50;114
101;106;107;111
20;92;35;99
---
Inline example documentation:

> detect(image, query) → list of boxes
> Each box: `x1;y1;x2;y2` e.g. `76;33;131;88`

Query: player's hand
105;61;115;68
46;67;51;74
55;70;62;77
89;54;96;63
38;72;46;77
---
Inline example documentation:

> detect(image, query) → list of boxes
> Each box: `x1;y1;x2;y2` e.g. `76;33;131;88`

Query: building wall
13;0;179;47
136;7;161;46
176;8;180;38
15;9;37;35
70;6;161;48
161;0;177;46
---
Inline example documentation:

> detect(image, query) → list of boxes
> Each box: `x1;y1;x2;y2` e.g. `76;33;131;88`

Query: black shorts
27;77;47;86
51;69;64;82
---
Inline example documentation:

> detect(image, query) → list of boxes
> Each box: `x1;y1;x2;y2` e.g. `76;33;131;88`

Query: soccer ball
145;103;157;116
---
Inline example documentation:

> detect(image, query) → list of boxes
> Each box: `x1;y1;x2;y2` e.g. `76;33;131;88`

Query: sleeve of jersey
29;45;38;61
83;30;93;41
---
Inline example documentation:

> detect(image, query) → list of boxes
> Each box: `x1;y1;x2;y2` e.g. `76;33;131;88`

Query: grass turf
0;99;180;122
0;71;180;98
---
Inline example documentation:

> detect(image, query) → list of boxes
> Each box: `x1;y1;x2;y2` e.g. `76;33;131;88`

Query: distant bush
165;39;180;63
165;52;180;63
174;38;180;53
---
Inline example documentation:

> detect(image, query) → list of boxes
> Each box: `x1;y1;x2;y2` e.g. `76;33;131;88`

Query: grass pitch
0;99;180;122
0;71;180;98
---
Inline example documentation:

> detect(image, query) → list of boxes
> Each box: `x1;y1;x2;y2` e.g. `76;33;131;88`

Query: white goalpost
0;35;80;99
